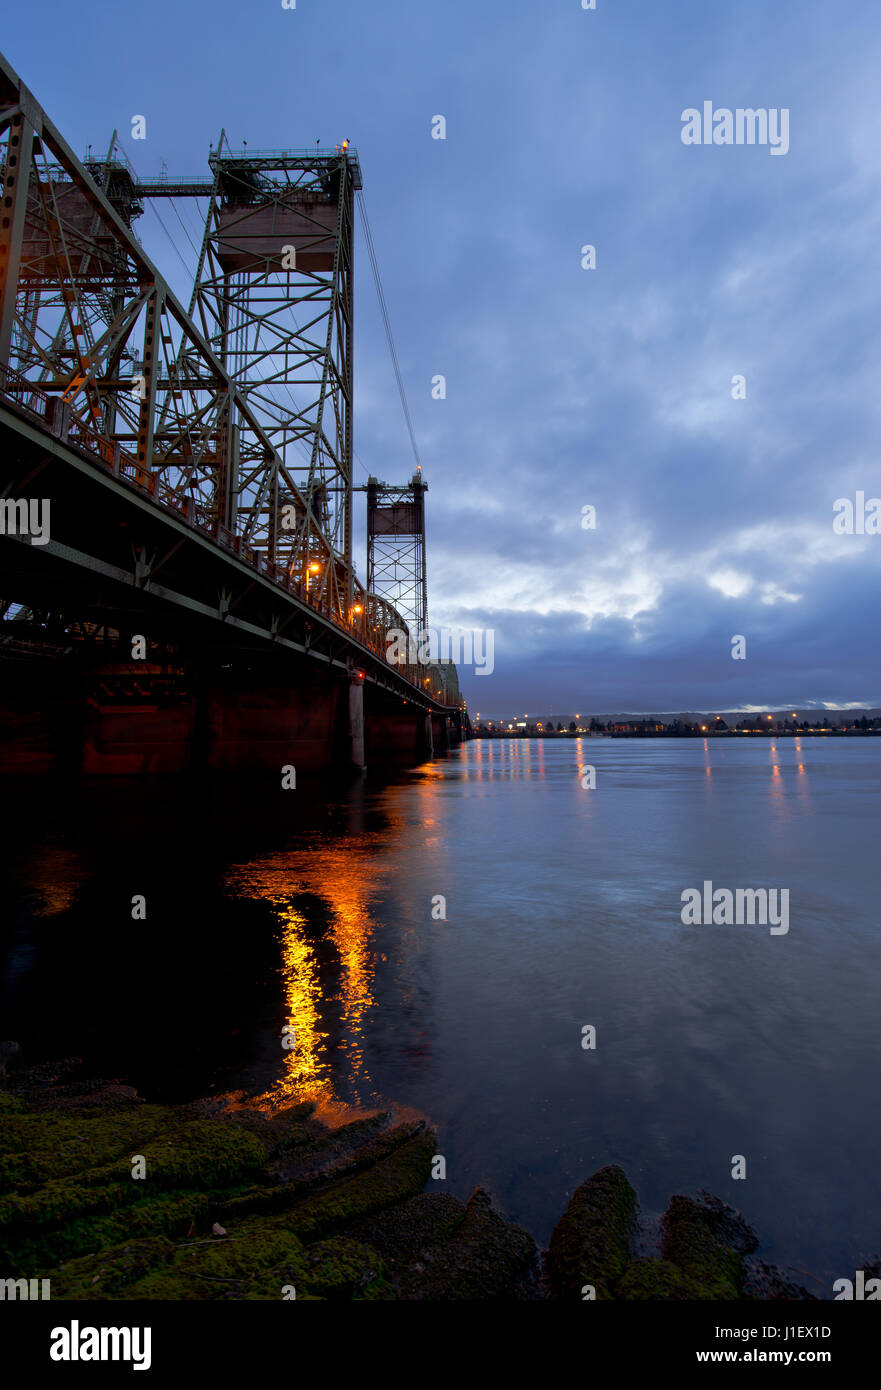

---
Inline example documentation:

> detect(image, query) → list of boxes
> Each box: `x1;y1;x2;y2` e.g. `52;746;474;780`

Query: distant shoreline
472;728;881;739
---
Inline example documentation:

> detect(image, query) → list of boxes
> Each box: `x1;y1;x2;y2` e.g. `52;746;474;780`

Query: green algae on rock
546;1164;638;1300
0;1068;535;1301
660;1192;756;1300
0;1063;817;1301
545;1171;814;1302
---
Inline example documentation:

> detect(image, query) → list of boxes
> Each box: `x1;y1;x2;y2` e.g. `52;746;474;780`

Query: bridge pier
363;708;435;765
205;674;343;775
349;678;366;771
431;712;449;752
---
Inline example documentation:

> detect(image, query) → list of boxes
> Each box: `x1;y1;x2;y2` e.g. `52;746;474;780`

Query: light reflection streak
226;837;394;1111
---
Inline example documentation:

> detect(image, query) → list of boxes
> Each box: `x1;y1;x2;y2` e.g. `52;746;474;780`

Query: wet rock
302;1236;389;1299
547;1164;637;1300
51;1238;177;1300
267;1111;396;1185
278;1125;437;1241
391;1189;536;1300
741;1259;818;1301
120;1225;309;1301
3;1056;85;1098
617;1257;708;1300
351;1191;466;1268
661;1192;757;1299
138;1120;267;1191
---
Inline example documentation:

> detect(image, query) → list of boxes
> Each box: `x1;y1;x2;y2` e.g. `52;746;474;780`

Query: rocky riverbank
0;1057;823;1300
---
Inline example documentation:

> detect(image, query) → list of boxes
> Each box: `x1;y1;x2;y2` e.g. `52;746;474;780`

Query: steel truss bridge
0;52;460;740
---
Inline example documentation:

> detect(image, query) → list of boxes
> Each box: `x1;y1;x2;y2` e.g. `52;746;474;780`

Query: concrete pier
349;678;366;770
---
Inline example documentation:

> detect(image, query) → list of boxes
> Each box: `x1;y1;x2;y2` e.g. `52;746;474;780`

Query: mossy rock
661;1194;753;1299
617;1257;714;1300
233;1125;437;1242
50;1237;177;1300
82;1190;215;1252
12;1078;794;1302
214;1183;296;1222
136;1120;268;1190
394;1188;536;1300
546;1164;637;1300
121;1226;307;1301
4;1188;214;1273
0;1104;177;1187
351;1191;467;1269
287;1129;437;1240
0;1112;266;1273
740;1258;816;1301
300;1236;390;1299
268;1113;412;1185
1;1173;125;1230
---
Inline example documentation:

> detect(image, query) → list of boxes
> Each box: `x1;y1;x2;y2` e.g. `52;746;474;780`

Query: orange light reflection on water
226;839;394;1112
276;902;331;1102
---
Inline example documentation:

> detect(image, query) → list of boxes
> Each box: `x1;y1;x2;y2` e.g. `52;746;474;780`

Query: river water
2;735;879;1290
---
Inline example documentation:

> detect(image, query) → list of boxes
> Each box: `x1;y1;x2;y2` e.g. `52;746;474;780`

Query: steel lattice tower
140;143;362;622
365;473;428;641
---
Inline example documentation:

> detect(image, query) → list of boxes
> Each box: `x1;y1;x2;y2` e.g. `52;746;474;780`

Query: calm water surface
2;736;879;1288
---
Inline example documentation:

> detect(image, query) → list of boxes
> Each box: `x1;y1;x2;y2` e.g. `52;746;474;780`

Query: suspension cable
357;191;423;475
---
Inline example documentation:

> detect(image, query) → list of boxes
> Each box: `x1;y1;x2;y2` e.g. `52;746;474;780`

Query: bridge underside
0;646;458;777
0;407;462;775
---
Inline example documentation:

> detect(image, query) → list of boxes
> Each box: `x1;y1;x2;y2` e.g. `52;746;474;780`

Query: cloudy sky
7;0;881;713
